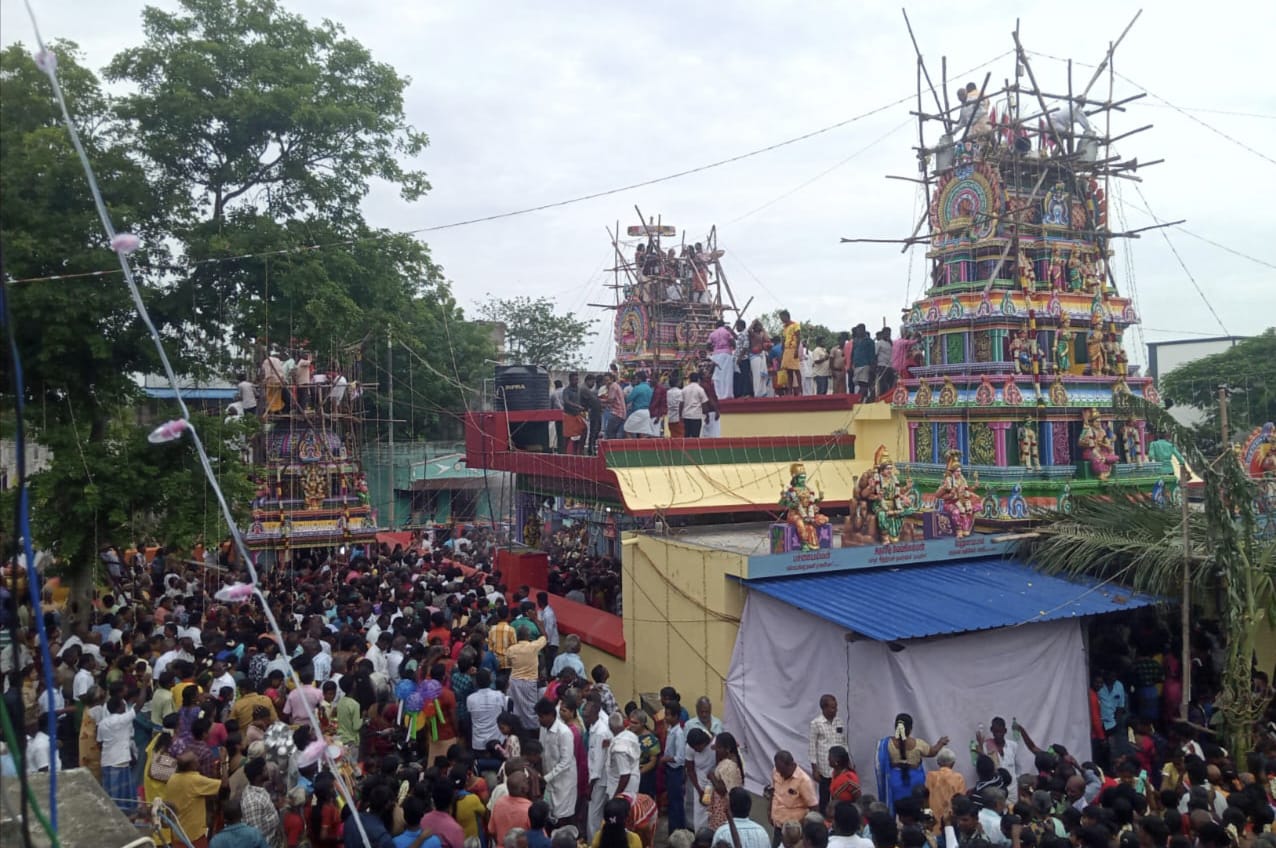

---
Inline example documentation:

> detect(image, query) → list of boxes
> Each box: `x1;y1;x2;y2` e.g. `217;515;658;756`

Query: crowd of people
3;542;1276;848
700;318;924;404
548;314;929;452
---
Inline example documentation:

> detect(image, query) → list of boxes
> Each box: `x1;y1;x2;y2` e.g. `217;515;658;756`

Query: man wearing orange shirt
768;750;819;844
489;771;533;845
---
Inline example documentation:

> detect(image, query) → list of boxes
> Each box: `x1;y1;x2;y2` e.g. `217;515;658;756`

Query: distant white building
1147;335;1250;426
0;438;52;490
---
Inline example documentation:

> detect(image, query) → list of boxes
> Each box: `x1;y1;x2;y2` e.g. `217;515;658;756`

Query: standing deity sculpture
1018;419;1042;469
1054;314;1073;373
1123;419;1146;464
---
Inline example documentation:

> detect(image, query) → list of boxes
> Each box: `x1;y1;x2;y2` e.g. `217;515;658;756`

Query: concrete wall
719;402;909;464
605;533;748;709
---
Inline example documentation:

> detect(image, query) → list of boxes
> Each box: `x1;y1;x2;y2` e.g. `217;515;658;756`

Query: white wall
723;591;1092;794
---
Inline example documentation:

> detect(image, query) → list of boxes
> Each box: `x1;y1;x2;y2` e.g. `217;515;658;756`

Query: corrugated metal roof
744;558;1161;641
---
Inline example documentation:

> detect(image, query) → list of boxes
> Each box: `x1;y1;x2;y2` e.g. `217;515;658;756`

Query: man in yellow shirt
505;624;546;729
232;680;279;730
488;607;517;669
165;751;225;848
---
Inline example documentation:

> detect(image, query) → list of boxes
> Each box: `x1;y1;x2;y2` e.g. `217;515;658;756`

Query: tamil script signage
745;534;1015;579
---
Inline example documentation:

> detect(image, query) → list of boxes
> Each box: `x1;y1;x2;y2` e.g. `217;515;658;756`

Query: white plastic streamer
20;3;373;844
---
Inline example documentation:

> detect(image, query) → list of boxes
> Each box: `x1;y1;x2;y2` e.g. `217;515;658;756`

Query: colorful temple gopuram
243;348;381;566
605;215;738;375
871;48;1180;532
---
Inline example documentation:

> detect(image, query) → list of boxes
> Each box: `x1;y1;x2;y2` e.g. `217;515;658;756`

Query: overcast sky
4;0;1273;369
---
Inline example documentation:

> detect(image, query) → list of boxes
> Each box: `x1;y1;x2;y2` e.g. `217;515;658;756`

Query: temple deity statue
1079;407;1119;481
1107;333;1128;377
1054;314;1072;373
779;462;829;551
1067;255;1085;292
1123;419;1145;464
1048;254;1066;290
934;449;980;538
865;448;916;544
1017;249;1037;292
1086;324;1107;376
1010;329;1038;375
1018;419;1041;469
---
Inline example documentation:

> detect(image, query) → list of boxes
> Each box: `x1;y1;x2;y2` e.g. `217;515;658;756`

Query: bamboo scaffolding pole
902;8;951;134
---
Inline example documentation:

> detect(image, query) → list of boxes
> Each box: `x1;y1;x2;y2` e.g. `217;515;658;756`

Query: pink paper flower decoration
148;419;189;444
110;233;141;254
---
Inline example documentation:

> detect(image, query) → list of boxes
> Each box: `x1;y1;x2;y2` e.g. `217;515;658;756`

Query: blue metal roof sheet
744;557;1161;641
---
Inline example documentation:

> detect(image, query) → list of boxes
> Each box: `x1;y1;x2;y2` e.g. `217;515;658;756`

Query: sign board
627;224;677;238
745;534;1015;580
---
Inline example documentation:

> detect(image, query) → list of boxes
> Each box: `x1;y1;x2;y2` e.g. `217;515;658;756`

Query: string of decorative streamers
19;2;375;844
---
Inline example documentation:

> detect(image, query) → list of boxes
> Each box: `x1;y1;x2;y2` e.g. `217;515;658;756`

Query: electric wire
1130;183;1229;336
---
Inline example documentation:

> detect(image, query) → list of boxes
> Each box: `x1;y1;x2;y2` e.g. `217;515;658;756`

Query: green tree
105;0;431;370
479;295;597;370
1160;329;1276;448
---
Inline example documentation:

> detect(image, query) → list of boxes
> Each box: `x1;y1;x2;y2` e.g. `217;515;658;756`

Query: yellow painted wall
720;408;856;438
719;402;909;466
593;533;749;709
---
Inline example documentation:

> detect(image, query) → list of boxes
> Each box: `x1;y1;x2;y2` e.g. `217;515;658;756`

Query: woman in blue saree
875;712;949;814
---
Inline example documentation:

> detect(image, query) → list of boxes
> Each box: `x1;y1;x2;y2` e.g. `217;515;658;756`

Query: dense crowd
2;548;1276;848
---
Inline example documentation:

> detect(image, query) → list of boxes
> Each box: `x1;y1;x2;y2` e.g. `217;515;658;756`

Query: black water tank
495;365;550;411
495;364;550;451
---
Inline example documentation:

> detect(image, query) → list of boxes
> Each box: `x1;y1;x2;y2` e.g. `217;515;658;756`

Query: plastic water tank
494;365;550;410
495;365;551;451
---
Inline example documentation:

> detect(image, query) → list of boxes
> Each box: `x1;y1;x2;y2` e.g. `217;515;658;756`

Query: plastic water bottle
1012;717;1021;741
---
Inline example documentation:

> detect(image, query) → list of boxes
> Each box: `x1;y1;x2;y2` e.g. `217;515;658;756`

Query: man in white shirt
385;636;406;684
97;697;137;813
24;721;59;774
679;373;711;438
537;698;578;825
536;592;559;672
210;659;237;700
365;632;391;678
978;716;1020;776
236;372;258;415
809;694;847;812
72;654;97;701
607;711;641;799
977;787;1010;847
828;801;874;848
467;669;507;751
585;698;613;839
666;379;683;435
153;638;194;680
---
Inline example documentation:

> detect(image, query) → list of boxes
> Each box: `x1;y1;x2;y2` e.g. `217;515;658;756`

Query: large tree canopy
479;295;597;370
1159;329;1276;445
0;1;491;589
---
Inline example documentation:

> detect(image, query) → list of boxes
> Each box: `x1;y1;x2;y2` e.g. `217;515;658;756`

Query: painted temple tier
243;375;382;561
888;112;1176;526
608;217;736;375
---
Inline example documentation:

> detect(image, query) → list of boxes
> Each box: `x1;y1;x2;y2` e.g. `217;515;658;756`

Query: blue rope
0;265;60;833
